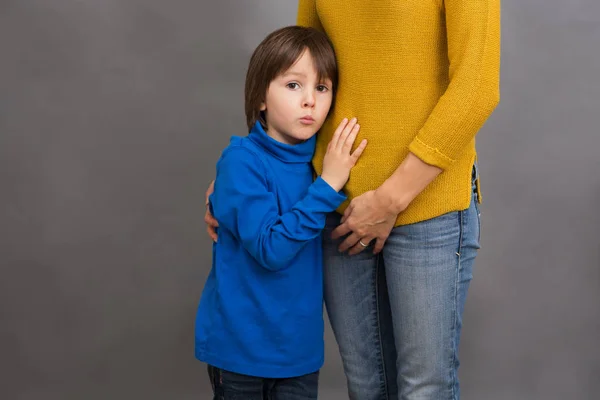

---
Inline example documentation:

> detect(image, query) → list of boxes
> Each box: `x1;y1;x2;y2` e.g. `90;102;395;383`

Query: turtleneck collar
247;121;316;163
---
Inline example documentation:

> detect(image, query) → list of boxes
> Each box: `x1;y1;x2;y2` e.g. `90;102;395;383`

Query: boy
196;26;366;399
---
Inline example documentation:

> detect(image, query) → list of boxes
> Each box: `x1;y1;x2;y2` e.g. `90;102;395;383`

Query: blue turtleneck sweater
195;122;346;378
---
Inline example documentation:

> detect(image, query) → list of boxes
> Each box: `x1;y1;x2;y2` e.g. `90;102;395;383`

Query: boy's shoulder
217;135;268;172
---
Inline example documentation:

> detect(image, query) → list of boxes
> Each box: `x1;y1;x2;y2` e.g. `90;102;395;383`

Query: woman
206;1;500;398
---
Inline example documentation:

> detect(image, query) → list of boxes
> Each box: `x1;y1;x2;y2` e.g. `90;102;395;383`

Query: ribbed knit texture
298;0;500;225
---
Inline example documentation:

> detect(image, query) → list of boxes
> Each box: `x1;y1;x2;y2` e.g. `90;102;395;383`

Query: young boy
195;26;366;399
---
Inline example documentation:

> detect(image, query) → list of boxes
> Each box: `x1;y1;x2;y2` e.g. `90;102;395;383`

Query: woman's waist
321;150;478;226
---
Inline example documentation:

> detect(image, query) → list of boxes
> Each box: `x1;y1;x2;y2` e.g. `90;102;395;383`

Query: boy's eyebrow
282;71;307;78
281;71;332;83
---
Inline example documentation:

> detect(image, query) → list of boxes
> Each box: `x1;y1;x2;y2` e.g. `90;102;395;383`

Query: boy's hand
204;180;218;242
321;118;367;192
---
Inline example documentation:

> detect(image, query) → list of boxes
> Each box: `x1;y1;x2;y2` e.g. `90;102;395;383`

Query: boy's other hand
205;180;218;242
320;118;367;192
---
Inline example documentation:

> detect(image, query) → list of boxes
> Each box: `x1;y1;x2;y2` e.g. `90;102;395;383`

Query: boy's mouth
299;116;315;124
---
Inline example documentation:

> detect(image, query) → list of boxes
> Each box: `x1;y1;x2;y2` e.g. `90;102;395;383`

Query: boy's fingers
337;118;357;151
350;139;368;161
342;124;360;152
330;118;347;149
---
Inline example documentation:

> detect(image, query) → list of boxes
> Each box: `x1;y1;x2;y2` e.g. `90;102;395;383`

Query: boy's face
260;50;333;145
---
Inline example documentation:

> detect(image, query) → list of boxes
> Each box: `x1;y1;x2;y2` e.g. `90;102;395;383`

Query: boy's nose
302;91;315;107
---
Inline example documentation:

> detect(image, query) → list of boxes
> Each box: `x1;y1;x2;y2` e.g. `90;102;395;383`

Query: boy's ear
260;102;266;111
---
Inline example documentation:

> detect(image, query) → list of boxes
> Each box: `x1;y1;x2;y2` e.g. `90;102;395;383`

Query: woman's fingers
372;237;385;254
331;221;351;240
204;209;219;242
348;236;374;256
205;180;215;205
338;231;361;253
205;180;218;241
207;225;218;242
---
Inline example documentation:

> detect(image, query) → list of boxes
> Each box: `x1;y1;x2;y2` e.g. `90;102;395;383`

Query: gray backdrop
1;1;599;399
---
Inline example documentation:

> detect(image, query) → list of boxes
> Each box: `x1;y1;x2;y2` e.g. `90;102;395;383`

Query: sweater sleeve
408;0;501;170
211;147;346;272
296;0;324;31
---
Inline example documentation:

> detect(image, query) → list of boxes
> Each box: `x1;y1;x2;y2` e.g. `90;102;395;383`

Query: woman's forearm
376;152;442;214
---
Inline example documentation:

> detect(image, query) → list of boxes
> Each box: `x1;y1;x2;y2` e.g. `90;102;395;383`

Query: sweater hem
196;349;323;379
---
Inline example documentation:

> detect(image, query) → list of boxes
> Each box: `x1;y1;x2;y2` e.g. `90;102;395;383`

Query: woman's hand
331;189;402;255
332;152;442;255
204;180;218;242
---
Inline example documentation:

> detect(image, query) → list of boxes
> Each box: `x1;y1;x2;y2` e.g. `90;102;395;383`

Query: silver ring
359;239;368;247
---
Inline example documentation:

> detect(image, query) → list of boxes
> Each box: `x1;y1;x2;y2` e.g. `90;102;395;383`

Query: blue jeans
322;168;481;400
207;365;319;400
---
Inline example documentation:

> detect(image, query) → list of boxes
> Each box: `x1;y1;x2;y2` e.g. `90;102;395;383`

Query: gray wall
1;1;598;399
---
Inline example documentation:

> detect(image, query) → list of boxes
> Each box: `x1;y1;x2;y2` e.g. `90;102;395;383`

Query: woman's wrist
375;181;412;215
377;152;443;214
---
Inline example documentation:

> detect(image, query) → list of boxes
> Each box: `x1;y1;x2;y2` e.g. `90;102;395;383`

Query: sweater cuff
312;176;347;209
408;136;456;170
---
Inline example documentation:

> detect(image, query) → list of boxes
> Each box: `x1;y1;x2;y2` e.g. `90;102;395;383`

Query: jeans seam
449;210;464;400
474;196;481;243
374;253;390;400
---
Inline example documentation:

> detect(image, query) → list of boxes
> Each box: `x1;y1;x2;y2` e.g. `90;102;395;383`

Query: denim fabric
207;365;319;400
322;166;481;400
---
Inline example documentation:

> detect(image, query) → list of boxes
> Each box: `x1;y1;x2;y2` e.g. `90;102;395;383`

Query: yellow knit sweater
297;0;500;225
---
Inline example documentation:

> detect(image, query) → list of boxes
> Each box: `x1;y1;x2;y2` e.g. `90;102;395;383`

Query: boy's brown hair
245;26;338;131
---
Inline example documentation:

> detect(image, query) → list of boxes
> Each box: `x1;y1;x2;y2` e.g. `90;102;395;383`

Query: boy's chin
294;126;321;139
290;132;317;142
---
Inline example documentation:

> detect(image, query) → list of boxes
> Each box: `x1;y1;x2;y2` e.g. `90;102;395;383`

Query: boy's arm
297;0;324;31
212;147;345;272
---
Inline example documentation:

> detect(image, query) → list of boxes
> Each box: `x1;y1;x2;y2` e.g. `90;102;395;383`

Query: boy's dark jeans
207;365;319;400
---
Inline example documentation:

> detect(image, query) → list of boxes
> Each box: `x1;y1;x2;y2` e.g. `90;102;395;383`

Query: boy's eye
316;85;329;92
286;82;300;89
